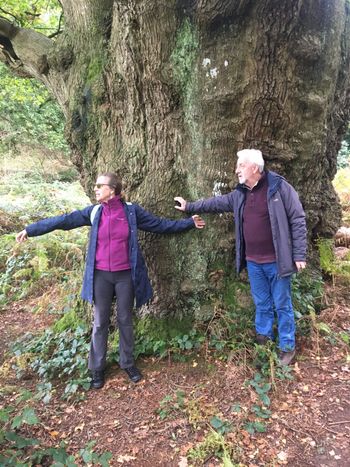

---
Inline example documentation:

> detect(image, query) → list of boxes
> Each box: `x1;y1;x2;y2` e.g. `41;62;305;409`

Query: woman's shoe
124;366;142;383
90;370;105;389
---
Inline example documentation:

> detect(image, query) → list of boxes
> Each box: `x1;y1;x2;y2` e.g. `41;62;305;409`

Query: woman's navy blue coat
25;202;195;308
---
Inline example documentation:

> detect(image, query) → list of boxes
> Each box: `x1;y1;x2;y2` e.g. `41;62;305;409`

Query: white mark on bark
213;181;226;196
202;58;211;67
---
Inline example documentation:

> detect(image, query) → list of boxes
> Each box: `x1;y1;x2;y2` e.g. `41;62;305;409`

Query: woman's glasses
94;183;111;189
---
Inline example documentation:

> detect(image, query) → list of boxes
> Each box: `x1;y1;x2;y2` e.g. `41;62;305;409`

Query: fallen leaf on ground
74;423;85;432
277;451;288;461
117;454;136;463
178;456;188;467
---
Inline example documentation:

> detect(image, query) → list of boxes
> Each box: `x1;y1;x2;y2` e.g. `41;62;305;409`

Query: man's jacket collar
235;170;285;197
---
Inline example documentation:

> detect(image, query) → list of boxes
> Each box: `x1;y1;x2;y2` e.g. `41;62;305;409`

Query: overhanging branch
0;8;19;24
48;11;64;39
0;16;53;79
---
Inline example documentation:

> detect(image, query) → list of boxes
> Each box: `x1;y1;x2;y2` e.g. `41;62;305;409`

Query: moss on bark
4;0;350;317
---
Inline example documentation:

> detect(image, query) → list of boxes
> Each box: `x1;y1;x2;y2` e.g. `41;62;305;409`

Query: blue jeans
247;261;295;351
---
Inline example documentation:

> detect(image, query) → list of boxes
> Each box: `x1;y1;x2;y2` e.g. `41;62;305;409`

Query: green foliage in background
333;167;350;226
0;173;83;222
209;279;255;352
317;237;350;280
0;230;87;306
0;2;68;161
0;150;89;402
338;124;350;169
0;0;62;32
337;140;350;169
0;155;89;308
0;64;69;156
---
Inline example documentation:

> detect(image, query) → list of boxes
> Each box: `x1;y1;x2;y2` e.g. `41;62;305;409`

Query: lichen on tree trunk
1;0;350;316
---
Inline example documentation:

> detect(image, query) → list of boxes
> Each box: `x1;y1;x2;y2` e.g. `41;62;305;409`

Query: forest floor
0;283;349;466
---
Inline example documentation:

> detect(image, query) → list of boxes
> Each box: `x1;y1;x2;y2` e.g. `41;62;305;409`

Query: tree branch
0;8;20;24
0;17;53;78
48;11;64;39
24;11;41;17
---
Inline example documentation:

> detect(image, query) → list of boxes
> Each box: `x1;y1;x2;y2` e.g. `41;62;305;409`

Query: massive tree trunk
1;0;350;315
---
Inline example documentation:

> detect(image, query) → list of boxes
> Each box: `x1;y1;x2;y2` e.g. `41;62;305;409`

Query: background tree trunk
2;0;350;315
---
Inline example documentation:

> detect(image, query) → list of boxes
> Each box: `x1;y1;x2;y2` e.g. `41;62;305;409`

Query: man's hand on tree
174;196;187;211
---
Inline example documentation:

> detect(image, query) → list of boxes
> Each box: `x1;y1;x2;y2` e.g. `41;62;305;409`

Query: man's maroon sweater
243;172;276;264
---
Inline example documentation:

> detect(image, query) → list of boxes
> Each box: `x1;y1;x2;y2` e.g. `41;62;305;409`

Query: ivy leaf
253;421;267;432
261;383;271;393
98;452;113;467
11;407;39;428
10;414;23;429
46;445;76;465
244;422;256;434
259;393;271;407
210;416;223;429
5;431;39;448
22;407;39;425
231;403;241;413
0;407;13;422
18;390;34;402
185;340;193;350
81;449;93;463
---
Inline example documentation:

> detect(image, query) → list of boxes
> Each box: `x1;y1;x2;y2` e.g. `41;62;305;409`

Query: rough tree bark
1;0;350;316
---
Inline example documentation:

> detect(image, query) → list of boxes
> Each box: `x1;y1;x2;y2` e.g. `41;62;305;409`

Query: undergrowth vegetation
13;325;91;402
0;150;93;400
0;389;112;466
0;231;86;307
0;153;338;404
0;136;349;465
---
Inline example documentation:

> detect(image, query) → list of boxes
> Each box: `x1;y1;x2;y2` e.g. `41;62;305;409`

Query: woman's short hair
100;172;123;195
237;149;265;173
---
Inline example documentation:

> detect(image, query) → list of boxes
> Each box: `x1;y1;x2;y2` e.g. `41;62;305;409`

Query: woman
16;172;205;389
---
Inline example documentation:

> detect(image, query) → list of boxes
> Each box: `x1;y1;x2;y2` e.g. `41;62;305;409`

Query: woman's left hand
192;215;205;229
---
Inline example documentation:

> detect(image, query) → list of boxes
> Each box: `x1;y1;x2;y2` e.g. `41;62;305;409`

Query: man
174;149;307;365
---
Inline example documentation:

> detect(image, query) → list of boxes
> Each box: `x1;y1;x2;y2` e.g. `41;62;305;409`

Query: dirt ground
0;283;349;466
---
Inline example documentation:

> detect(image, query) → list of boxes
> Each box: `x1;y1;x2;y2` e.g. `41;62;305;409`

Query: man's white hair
237;149;265;173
